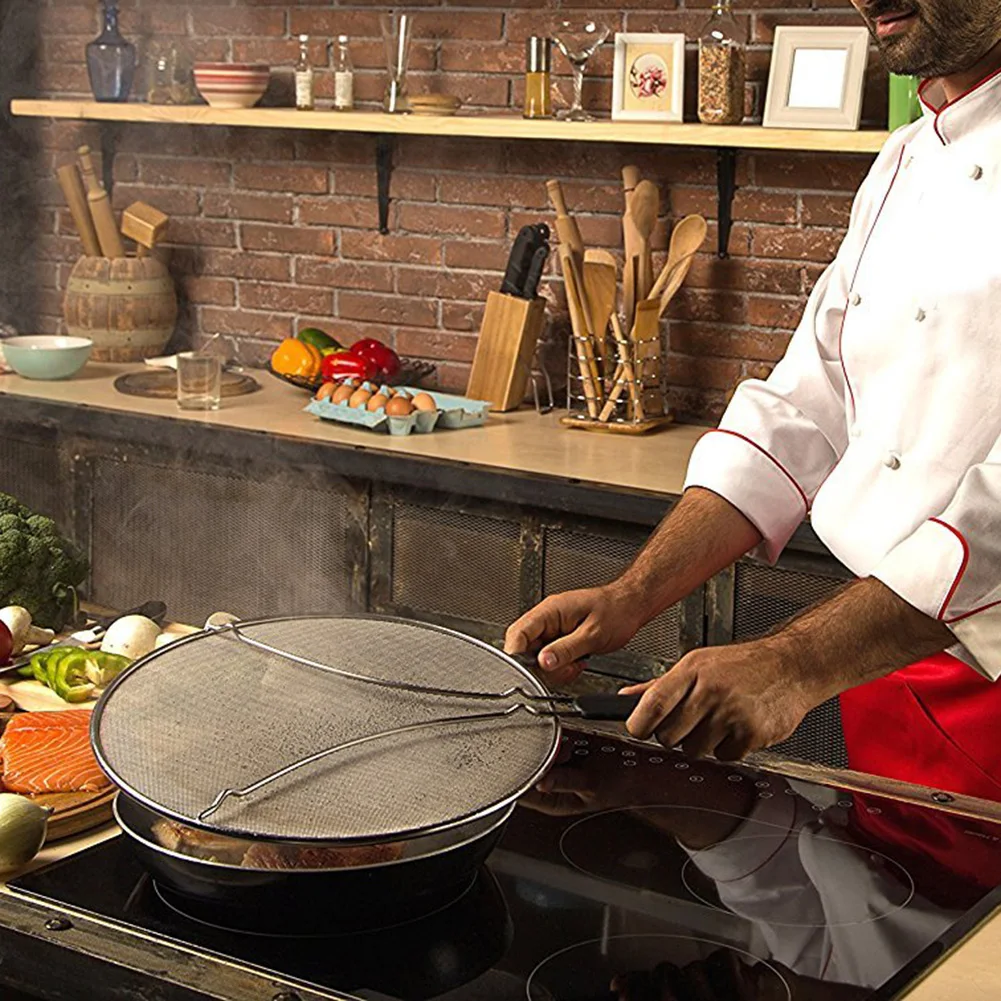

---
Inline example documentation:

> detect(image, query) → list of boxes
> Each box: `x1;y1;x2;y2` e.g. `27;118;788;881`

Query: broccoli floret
0;493;88;631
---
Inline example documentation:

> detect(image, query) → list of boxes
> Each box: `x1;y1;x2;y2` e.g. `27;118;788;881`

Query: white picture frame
763;26;870;131
612;32;686;123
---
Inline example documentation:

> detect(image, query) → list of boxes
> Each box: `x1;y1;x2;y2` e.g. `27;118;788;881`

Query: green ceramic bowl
2;336;93;380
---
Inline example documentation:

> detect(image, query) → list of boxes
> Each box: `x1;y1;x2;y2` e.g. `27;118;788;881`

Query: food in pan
150;815;404;869
0;711;110;794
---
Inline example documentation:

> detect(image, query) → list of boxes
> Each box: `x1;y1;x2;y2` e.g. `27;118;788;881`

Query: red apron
840;653;1001;897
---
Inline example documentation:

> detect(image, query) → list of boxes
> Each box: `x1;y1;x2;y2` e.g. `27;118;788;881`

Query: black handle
500;225;540;296
90;600;168;630
521;242;550;300
573;693;643;721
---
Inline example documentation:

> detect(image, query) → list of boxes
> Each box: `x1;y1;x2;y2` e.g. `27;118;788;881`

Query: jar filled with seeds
697;0;747;125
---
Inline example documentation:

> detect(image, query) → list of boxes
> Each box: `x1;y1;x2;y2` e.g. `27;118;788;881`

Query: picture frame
611;32;686;123
763;26;870;131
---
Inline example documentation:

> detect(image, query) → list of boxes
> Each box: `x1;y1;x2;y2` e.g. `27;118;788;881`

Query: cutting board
114;369;261;399
32;787;116;843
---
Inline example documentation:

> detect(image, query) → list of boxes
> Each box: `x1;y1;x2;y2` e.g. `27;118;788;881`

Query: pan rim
114;792;517;873
92;613;562;845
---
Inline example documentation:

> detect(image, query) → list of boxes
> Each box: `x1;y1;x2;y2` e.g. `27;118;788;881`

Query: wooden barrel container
63;256;178;362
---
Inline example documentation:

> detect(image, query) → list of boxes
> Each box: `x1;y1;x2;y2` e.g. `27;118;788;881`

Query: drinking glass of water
177;351;222;411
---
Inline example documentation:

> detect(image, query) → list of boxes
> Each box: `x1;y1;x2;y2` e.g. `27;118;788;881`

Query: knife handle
521;243;550;300
501;225;539;297
574;693;643;721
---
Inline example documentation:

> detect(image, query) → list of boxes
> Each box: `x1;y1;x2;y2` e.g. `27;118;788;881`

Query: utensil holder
466;291;547;412
561;309;673;435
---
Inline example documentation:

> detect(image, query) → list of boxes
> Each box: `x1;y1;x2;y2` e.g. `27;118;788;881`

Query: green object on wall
888;74;922;130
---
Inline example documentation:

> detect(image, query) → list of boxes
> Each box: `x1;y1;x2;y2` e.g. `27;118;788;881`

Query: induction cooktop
9;726;1001;1001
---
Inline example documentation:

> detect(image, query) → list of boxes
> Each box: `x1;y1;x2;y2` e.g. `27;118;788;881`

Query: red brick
190;7;286;37
141;158;231;189
234;164;329;195
801;193;855;228
442;241;508;272
397;204;506;240
747;296;805;330
395;268;494;301
240;283;333;315
166;219;237;249
442;302;485;333
299;198;377;229
751;226;844;263
341;232;442;266
296;260;394;293
197;250;291;283
339;293;437;329
200;308;292;341
180;278;236;307
668;354;743;391
241;224;334;256
204;192;294;224
395;329;478;364
112;185;200;217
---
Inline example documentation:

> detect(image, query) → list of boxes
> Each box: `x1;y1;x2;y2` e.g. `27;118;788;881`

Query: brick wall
23;0;885;422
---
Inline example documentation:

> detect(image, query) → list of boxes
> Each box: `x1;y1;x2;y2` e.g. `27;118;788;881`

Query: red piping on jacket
930;517;970;620
705;429;810;512
838;145;907;415
918;65;1001;145
947;598;1001;626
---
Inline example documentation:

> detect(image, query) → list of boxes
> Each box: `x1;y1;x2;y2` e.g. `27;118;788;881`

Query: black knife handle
501;225;540;297
521;242;550;300
574;693;643;721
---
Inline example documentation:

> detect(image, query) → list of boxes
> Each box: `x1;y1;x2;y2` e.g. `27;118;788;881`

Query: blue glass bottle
86;0;136;103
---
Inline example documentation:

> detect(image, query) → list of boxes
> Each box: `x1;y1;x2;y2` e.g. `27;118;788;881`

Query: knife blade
521;242;550;300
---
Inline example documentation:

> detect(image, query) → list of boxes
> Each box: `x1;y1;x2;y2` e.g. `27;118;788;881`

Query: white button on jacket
685;72;1001;678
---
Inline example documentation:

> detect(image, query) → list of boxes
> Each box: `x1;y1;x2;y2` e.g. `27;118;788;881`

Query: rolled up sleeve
872;447;1001;679
684;263;849;563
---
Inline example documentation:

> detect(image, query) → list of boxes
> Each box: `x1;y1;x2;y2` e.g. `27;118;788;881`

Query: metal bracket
716;147;737;259
376;135;395;235
98;122;123;197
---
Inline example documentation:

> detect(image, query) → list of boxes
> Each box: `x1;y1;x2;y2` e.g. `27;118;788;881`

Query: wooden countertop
0;364;707;499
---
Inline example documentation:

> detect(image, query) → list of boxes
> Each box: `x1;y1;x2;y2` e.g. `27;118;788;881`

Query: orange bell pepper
271;338;322;380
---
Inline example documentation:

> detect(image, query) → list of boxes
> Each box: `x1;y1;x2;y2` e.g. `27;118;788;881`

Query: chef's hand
504;583;646;686
621;639;816;761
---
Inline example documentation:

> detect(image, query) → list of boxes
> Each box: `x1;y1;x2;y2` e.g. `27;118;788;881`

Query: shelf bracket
99;122;123;198
376;135;395;235
716;147;737;259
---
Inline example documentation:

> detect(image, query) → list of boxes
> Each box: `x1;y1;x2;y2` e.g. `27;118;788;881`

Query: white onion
0;794;51;871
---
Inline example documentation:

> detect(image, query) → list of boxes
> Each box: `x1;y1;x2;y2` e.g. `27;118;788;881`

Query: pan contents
152;817;404;869
0;711;110;794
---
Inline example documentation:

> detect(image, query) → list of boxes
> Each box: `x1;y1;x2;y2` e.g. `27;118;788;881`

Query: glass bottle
697;0;747;126
332;35;355;111
295;34;314;111
86;0;137;103
523;37;552;119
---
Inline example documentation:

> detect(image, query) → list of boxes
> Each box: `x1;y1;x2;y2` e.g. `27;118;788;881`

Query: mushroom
0;607;54;655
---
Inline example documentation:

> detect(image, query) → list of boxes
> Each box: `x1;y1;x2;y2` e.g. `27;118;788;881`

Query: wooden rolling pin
78;145;125;258
122;202;169;258
56;163;101;257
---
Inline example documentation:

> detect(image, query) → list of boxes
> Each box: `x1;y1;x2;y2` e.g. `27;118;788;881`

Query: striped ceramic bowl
194;63;270;109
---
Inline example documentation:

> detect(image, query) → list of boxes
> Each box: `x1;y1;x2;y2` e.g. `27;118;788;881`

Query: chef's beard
854;1;1001;77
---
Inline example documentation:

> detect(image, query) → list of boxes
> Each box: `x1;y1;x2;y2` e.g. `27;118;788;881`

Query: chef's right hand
504;584;645;686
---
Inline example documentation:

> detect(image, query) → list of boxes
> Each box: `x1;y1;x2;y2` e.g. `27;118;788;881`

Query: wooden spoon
630;180;659;304
583;248;617;373
650;214;708;317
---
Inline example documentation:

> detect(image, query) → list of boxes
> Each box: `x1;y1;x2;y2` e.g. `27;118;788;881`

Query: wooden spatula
630;180;659;305
583;248;617;374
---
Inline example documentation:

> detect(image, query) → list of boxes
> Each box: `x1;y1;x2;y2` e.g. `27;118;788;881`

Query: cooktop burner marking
525;934;792;1001
681;834;915;927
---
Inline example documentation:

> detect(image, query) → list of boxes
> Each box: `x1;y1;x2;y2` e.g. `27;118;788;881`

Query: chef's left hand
621;639;817;761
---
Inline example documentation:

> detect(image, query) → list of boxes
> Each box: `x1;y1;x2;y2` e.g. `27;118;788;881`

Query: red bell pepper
320;351;377;384
350;338;401;382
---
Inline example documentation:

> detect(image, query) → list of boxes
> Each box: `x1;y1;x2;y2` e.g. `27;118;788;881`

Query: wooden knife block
466;292;547;412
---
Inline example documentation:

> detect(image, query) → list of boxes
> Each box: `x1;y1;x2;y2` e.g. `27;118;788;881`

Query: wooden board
561;414;675;436
114;369;261;399
31;786;116;843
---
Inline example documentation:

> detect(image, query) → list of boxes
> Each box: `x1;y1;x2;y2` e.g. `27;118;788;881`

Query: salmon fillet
1;721;109;794
3;711;93;734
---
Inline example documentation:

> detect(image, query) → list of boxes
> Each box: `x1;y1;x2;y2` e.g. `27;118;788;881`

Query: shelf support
376;135;394;235
99;122;123;198
716;147;737;259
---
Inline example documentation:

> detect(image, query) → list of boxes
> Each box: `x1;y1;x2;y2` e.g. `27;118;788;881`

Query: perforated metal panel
391;504;522;626
734;561;848;768
543;527;681;673
89;456;356;626
0;429;65;523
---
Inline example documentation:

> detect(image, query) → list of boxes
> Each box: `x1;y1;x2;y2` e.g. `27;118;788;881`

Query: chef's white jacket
685;71;1001;678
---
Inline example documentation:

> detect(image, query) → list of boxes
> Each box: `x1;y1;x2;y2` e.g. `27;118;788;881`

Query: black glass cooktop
11;727;1001;1000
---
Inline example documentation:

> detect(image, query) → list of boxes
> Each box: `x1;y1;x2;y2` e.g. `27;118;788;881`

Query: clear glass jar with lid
697;0;747;125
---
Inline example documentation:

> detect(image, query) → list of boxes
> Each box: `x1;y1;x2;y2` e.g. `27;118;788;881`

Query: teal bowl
2;336;93;380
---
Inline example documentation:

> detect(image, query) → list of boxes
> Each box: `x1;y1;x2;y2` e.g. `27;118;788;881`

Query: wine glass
381;13;414;113
553;20;611;122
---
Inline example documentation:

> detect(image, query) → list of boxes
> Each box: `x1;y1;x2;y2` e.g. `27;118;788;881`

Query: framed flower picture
612;33;686;123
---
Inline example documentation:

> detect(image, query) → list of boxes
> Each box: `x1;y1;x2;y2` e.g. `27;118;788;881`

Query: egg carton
306;386;490;436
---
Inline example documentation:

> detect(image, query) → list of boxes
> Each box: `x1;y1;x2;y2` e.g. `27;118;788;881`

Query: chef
507;0;1001;801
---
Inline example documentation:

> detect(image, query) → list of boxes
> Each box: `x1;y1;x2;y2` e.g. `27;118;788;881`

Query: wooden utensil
78;145;125;258
546;179;585;267
632;298;665;417
621;165;642;333
122;202;169;258
630;179;659;304
582;248;617;373
56;163;101;257
599;311;644;423
650;214;708;312
560;243;601;418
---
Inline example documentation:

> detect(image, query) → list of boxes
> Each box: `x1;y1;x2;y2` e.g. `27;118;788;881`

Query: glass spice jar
697;0;747;126
523;36;552;119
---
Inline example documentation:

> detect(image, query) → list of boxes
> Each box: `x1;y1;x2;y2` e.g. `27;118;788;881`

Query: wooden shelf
10;99;890;154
